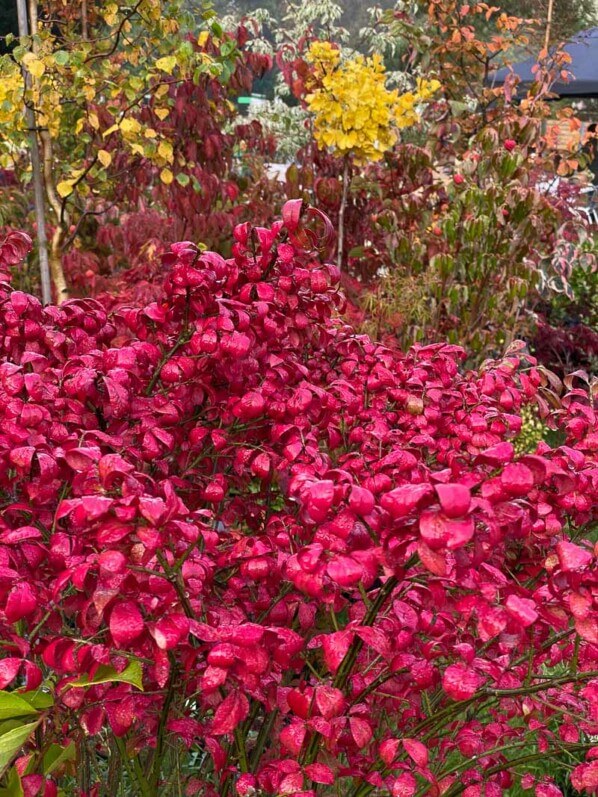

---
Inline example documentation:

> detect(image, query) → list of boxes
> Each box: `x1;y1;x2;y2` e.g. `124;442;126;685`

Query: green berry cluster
514;403;547;455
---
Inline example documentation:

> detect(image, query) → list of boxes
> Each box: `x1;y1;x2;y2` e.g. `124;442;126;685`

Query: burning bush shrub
0;209;595;795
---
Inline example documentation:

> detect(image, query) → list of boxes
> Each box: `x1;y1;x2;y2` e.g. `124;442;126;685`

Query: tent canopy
490;28;598;98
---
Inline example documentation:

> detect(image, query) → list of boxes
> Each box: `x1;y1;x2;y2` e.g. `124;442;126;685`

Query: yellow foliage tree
0;1;232;302
304;41;439;265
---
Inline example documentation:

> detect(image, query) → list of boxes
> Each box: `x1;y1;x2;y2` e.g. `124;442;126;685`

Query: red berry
504;139;517;151
453;174;464;185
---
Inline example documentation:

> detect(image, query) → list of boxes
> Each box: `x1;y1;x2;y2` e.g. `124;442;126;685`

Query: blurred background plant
0;0;595;369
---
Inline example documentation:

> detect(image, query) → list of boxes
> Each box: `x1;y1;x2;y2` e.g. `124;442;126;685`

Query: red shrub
0;204;596;794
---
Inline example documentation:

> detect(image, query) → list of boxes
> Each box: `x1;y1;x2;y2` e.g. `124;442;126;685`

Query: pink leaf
500;463;534;497
315;686;344;719
392;773;417;797
304;763;335;785
0;658;21;689
349;717;373;748
435;484;471;518
211;691;249;736
110;602;145;646
5;583;37;622
402;738;429;768
442;664;484;700
381;484;432;519
322;630;353;673
420;510;474;550
280;719;307;755
326;555;363;586
505;594;538;627
556;541;592;572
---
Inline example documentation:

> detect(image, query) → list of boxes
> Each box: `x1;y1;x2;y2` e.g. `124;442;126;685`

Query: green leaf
220;40;236;58
0;721;39;777
175;173;190;187
348;246;365;258
67;660;143;691
0;694;39;721
18;692;53;712
42;742;76;776
53;51;69;66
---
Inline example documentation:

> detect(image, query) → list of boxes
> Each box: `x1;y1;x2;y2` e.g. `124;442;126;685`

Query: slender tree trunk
544;0;554;50
81;0;88;40
16;0;52;304
27;0;69;303
50;227;68;302
337;157;350;271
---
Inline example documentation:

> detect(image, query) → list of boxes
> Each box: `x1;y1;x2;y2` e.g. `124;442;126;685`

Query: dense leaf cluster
0;208;596;794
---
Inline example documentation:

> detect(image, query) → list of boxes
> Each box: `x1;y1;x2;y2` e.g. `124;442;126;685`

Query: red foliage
0;203;596;793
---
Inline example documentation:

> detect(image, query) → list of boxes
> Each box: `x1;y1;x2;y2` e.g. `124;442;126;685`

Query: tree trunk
28;0;69;303
544;0;555;50
337;157;351;271
81;0;88;40
16;0;52;303
50;227;69;304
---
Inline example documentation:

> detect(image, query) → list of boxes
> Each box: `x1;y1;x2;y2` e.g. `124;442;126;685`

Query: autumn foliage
0;200;596;796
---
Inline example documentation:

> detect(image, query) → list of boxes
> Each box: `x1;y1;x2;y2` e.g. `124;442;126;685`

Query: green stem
303;577;398;770
249;708;278;772
148;661;177;794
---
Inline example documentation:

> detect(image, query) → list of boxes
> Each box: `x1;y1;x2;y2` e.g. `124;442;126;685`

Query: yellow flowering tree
0;1;231;302
304;40;439;266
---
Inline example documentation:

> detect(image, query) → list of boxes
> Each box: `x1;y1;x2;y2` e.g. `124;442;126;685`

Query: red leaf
435;483;471;518
392;773;417;797
420;510;474;550
349;717;372;748
150;614;190;650
109;602;145;646
211;691;249;736
442;664;483;700
326;555;363;586
304;763;335;785
322;630;353;673
280;719;307;755
315;686;344;719
402;738;429;768
500;463;534;497
0;658;21;689
0;231;32;267
381;484;432;519
505;594;538;627
556;541;592;572
5;583;37;622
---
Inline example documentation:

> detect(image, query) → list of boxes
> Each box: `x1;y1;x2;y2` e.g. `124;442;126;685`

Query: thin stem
337;156;350;270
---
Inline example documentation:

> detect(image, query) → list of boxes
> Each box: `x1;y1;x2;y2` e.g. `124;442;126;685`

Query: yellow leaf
198;31;210;47
155;108;169;121
144;128;158;139
75;118;84;135
22;53;45;79
97;149;112;168
157;141;173;163
130;143;145;156
89;112;100;130
56;180;74;198
103;2;118;26
103;124;119;138
120;118;141;136
155;56;177;75
160;168;174;185
83;84;96;102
